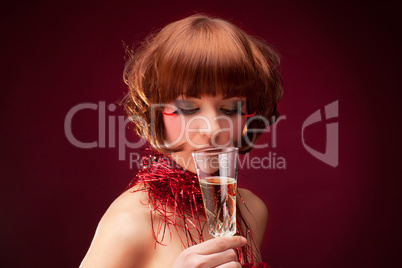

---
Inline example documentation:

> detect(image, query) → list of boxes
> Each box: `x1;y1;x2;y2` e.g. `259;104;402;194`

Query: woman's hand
172;236;247;268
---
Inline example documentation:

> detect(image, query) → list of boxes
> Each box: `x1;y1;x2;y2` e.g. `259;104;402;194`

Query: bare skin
80;185;268;268
81;94;268;267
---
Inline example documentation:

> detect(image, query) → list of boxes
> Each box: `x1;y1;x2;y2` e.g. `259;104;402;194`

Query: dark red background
1;1;400;267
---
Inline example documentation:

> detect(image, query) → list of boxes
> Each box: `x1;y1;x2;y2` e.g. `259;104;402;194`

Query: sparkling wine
199;176;237;237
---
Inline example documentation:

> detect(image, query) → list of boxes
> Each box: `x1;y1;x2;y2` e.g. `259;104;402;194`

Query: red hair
123;14;283;154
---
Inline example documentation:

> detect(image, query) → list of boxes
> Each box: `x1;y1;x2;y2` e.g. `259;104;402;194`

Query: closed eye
220;108;243;116
173;108;200;115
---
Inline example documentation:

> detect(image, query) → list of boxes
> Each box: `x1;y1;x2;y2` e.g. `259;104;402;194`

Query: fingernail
241;237;247;243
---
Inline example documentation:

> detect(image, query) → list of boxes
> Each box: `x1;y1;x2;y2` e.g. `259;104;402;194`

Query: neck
170;152;197;174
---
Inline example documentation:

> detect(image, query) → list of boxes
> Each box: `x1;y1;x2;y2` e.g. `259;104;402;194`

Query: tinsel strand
125;147;268;266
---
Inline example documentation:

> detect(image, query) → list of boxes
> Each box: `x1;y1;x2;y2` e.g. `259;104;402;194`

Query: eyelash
221;108;243;116
173;108;199;115
173;108;243;116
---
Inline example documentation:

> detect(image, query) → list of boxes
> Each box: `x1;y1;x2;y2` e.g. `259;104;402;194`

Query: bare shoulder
237;188;268;248
80;185;153;268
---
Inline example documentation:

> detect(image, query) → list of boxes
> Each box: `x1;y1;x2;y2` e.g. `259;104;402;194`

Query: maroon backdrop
1;1;400;267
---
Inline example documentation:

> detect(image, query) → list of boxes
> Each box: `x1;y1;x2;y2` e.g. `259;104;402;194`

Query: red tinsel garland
126;147;270;267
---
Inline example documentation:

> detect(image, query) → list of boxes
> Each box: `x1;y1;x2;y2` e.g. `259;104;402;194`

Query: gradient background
1;1;400;267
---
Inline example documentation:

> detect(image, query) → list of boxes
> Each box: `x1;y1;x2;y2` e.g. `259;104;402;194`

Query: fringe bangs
154;17;266;103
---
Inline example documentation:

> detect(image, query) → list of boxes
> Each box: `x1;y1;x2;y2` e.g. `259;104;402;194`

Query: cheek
163;115;184;142
233;117;247;133
219;116;247;140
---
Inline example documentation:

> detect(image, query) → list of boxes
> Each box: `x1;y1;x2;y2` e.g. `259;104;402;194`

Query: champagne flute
192;147;239;237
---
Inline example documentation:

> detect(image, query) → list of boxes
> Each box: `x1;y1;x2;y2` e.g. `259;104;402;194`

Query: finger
215;260;242;268
193;236;247;255
203;249;238;267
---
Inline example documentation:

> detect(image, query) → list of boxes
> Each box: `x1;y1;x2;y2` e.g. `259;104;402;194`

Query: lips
197;145;215;150
194;145;215;150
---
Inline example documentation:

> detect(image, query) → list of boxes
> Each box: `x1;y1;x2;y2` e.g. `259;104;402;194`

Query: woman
81;14;282;268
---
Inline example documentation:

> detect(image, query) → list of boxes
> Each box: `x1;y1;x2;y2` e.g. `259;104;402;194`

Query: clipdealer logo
302;100;339;167
64;100;339;168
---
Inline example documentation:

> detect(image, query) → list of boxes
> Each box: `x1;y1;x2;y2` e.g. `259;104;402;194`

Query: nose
199;110;221;139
